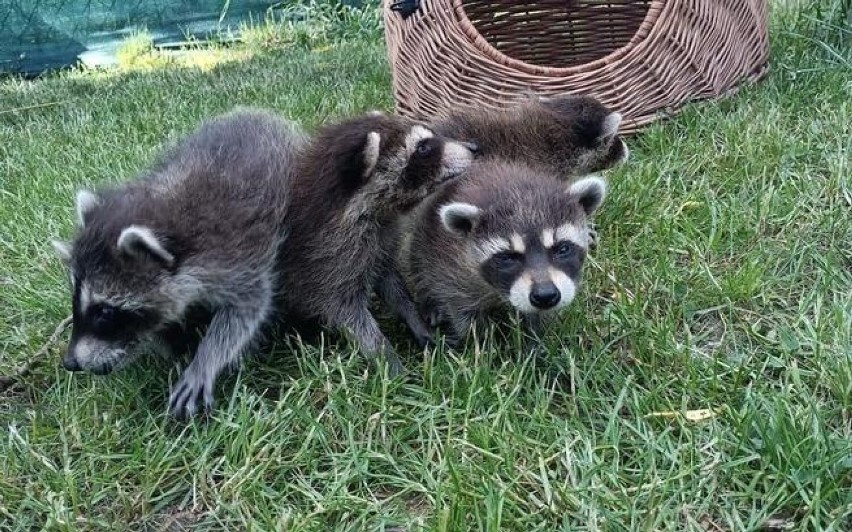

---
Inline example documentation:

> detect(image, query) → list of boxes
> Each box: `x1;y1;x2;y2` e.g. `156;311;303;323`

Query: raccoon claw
382;352;407;379
168;366;215;419
442;334;464;350
413;331;437;350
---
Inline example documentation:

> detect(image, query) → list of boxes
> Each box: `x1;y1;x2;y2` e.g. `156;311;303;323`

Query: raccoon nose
62;354;82;372
529;283;561;310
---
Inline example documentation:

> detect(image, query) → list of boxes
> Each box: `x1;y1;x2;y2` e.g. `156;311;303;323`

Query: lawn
0;1;850;530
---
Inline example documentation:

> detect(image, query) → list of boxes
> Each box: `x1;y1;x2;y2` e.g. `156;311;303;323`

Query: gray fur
399;95;626;345
402;161;606;344
278;114;476;376
53;108;306;418
431;94;628;178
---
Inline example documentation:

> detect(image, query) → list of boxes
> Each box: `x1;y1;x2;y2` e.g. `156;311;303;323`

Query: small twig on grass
0;101;64;116
0;315;72;392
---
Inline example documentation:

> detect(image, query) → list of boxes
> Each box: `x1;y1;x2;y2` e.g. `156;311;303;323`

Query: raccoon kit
278;113;478;376
52;109;305;418
405;161;607;344
400;95;627;344
432;94;629;178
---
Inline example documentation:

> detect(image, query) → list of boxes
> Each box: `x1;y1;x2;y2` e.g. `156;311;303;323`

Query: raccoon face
367;123;479;213
439;176;606;314
62;278;164;374
52;191;188;374
477;231;584;313
540;95;630;175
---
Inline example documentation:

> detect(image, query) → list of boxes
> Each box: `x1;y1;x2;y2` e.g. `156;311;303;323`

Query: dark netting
0;0;365;76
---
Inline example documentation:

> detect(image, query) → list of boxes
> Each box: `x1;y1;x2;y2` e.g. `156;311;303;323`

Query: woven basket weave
383;0;770;134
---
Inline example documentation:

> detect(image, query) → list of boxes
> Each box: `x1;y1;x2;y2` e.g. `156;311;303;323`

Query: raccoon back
91;109;304;273
432;95;625;178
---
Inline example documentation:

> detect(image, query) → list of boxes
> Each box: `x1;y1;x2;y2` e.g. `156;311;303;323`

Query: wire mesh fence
0;0;367;75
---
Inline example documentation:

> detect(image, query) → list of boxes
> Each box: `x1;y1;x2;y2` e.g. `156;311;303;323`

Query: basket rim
451;0;664;76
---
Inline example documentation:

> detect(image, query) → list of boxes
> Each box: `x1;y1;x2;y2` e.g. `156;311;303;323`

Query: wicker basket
383;0;770;134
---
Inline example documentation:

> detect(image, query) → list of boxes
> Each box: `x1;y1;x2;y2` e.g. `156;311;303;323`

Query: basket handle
390;0;420;19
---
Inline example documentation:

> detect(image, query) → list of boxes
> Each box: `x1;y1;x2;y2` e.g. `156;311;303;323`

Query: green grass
1;2;850;530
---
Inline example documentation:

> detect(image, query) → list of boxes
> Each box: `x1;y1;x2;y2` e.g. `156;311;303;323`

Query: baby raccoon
395;95;627;346
404;160;606;344
52;109;305;418
278;112;477;376
431;94;629;178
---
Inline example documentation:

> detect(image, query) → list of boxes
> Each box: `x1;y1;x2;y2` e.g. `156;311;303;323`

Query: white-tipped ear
599;112;623;140
76;189;99;227
619;139;630;163
439;202;482;237
363;131;381;178
52;240;72;264
567;176;607;215
117;225;175;266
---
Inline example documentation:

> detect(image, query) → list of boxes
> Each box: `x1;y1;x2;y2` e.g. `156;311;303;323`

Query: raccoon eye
415;141;434;157
94;305;117;325
492;251;523;269
553;241;578;259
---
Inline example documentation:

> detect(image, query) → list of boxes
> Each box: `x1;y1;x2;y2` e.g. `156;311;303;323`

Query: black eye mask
480;251;525;292
549;240;586;280
402;137;444;189
71;287;161;342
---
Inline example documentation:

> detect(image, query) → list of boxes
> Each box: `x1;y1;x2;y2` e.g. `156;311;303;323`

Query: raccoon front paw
384;352;408;379
168;365;215;419
418;301;443;329
442;333;464;350
413;330;437;349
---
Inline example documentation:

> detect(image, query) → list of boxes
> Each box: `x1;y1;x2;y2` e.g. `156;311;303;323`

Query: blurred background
1;0;366;76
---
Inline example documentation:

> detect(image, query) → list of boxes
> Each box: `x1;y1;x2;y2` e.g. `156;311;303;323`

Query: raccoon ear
117;225;175;267
76;189;99;227
573;110;622;147
567;176;607;215
52;240;72;264
439;202;481;237
598;112;623;141
363;131;381;178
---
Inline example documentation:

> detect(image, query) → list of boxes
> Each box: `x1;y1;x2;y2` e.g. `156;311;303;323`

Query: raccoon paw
168;365;215;419
413;330;437;349
442;333;464;351
383;352;408;379
587;223;599;250
418;301;443;329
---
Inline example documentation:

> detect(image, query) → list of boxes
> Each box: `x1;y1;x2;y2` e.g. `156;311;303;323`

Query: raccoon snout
529;282;561;310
